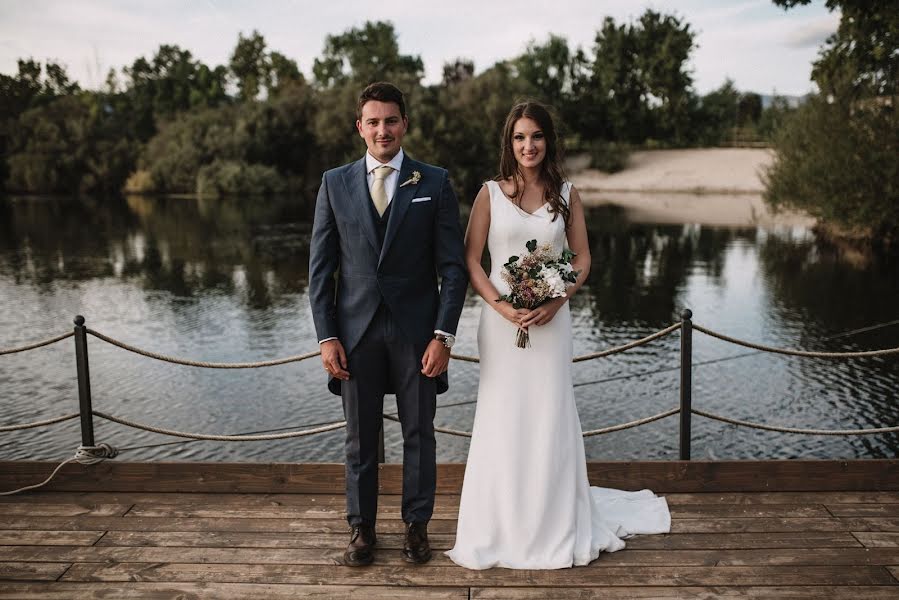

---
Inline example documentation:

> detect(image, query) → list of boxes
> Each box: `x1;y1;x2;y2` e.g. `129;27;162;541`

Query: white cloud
786;13;840;48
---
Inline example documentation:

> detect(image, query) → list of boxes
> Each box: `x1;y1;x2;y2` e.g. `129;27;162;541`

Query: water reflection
0;194;896;462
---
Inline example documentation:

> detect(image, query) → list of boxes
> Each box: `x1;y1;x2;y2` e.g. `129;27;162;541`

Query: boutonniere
400;171;421;187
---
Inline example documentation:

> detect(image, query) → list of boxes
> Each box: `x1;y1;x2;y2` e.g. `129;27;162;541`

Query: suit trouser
341;305;437;526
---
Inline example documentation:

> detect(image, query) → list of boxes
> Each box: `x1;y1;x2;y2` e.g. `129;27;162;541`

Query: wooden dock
1;460;899;598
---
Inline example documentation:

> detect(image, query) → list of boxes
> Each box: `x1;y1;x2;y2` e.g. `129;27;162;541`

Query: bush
763;95;899;242
588;140;630;173
196;159;287;197
123;169;155;193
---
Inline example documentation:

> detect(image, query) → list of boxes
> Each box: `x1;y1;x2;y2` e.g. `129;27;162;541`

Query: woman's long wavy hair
497;101;570;227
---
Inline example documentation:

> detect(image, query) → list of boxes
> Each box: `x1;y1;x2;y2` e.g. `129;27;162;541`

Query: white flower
539;266;567;297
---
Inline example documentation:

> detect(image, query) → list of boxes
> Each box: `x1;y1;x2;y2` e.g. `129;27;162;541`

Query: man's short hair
357;82;407;119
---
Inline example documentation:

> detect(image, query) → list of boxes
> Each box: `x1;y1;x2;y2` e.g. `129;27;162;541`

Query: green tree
766;0;898;241
774;1;897;102
514;35;592;141
230;30;270;101
692;79;739;146
764;96;898;237
269;51;304;96
122;45;228;139
1;60;85;191
590;10;696;144
312;21;424;88
406;61;533;199
6;93;137;194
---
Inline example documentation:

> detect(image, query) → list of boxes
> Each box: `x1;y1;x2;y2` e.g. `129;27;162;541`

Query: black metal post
73;315;95;447
679;309;693;460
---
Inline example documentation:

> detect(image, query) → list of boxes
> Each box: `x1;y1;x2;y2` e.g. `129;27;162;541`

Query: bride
446;101;671;570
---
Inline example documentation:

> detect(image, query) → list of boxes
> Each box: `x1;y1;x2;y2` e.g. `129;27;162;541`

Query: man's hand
320;340;350;380
421;338;450;377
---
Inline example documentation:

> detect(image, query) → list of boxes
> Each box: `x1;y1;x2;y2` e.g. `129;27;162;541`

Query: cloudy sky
0;0;838;95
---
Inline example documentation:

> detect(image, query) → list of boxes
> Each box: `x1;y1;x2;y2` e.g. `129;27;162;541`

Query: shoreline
569;148;815;227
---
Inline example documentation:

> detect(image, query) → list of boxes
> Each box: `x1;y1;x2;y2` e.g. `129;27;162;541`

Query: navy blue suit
308;154;467;525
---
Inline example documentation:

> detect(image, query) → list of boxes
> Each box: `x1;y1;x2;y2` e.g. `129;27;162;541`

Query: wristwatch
435;333;455;349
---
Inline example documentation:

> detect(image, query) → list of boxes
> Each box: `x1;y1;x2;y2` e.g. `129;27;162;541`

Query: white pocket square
411;196;432;203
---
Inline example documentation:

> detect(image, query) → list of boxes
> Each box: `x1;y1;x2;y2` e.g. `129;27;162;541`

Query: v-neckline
494;181;548;216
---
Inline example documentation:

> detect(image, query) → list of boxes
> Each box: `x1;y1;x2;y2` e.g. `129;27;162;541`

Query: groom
308;82;467;566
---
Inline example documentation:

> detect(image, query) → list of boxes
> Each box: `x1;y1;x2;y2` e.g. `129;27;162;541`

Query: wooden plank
671;518;845;533
93;531;861;552
0;583;468;599
840;518;899;532
888;566;899;582
473;587;899;599
97;531;458;550
0;561;70;581
123;503;458;520
7;489;899;506
58;563;899;585
853;532;899;547
626;532;860;550
662;491;899;505
0;516;459;535
827;504;899;517
0;491;462;506
8;545;899;567
121;501;829;520
0;515;861;538
0;515;853;535
3;460;898;493
669;504;830;518
0;503;130;517
0;530;105;546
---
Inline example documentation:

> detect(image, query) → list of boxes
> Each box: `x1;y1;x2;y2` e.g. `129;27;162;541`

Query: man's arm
308;173;340;342
432;169;469;335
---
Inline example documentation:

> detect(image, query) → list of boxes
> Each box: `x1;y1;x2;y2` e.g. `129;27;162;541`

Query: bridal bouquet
496;239;580;348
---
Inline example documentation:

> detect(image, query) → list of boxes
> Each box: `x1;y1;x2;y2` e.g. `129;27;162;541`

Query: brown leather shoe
402;522;432;564
344;524;376;566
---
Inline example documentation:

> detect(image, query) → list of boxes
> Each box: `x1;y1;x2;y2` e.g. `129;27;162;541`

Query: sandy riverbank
569;148;814;227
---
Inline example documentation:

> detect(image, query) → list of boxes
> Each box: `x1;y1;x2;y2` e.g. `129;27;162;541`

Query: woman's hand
520;297;566;328
495;301;530;329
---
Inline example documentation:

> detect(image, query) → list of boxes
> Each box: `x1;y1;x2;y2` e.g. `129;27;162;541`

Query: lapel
379;155;421;267
341;157;380;254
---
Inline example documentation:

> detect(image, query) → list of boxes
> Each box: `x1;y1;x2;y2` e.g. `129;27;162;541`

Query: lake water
1;193;897;463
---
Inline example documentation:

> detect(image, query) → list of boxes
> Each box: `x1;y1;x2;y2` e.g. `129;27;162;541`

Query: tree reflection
582;205;744;326
0;194;313;308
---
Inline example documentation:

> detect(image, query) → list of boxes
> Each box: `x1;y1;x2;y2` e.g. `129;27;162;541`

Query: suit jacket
308;154;468;395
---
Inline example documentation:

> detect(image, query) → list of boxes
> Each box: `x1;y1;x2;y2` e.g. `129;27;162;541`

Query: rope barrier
383;413;472;438
0;331;73;355
693;324;899;358
0;413;80;432
573;323;683;362
93;410;346;441
0;443;118;496
451;323;682;363
86;328;321;368
692;408;899;436
582;407;680;436
3;319;898;461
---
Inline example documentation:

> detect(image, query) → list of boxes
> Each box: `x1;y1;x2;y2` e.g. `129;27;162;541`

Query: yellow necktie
371;165;393;216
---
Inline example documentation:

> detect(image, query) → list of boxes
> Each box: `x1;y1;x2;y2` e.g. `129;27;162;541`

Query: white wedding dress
446;181;671;570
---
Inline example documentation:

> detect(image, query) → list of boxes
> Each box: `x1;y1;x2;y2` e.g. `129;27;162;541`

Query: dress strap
560;181;572;206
